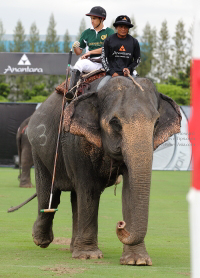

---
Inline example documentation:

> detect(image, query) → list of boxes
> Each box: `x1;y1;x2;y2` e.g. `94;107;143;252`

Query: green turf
0;168;190;277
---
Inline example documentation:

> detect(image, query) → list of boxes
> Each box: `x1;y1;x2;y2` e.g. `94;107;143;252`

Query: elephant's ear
63;92;102;148
153;93;182;150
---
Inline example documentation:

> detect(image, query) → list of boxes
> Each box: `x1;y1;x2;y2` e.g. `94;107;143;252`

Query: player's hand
123;68;130;76
81;52;90;59
72;41;80;49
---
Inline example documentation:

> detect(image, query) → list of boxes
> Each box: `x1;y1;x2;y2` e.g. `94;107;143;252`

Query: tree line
0;14;71;53
0;14;191;105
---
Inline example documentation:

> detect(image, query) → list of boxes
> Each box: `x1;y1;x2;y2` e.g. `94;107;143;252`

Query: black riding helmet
113;15;133;28
86;6;106;19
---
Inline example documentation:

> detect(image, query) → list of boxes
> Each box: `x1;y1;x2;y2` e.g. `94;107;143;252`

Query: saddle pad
55;81;67;95
55;71;106;95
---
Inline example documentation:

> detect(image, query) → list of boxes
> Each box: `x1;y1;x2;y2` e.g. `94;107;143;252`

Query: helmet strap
94;18;103;30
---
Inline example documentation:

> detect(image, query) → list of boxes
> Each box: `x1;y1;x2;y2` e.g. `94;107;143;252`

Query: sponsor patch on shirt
101;34;108;40
119;45;126;51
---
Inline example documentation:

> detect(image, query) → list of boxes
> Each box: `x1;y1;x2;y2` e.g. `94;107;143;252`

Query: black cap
86;6;106;19
113;15;133;28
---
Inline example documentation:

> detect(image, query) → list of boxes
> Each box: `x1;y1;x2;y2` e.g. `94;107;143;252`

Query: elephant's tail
7;193;37;213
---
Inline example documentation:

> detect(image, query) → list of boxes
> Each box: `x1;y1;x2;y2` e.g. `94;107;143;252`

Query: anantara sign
4;54;43;74
0;53;79;75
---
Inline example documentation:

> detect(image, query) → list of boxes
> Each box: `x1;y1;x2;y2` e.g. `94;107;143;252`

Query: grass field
0;168;190;277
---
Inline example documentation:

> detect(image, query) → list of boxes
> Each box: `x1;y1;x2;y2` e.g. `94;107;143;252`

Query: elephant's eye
154;118;159;129
109;117;122;132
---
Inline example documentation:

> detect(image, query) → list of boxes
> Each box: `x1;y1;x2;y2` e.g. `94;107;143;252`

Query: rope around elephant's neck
65;79;82;101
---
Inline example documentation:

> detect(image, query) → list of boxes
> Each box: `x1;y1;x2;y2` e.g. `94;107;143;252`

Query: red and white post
188;1;200;277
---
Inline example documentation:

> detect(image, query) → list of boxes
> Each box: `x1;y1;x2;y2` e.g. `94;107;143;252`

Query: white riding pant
73;58;102;73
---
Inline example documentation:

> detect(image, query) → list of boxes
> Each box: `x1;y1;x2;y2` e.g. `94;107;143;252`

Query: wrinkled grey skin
27;76;181;265
16;116;34;188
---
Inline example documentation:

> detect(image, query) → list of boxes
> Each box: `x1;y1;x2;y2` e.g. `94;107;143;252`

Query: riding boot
66;69;81;102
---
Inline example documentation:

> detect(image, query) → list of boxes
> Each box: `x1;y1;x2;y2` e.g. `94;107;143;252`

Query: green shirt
79;27;114;58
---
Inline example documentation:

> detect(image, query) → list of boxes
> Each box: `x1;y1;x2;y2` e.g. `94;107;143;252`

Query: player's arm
81;48;102;59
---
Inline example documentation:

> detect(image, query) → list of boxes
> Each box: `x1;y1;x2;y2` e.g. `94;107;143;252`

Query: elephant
26;76;181;265
16;116;34;188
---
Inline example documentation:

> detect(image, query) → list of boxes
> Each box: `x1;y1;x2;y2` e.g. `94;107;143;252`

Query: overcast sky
1;0;194;39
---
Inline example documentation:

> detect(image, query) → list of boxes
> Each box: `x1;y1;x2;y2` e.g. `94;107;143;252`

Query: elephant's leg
70;191;78;253
19;147;33;188
72;185;103;259
32;152;61;248
120;242;152;266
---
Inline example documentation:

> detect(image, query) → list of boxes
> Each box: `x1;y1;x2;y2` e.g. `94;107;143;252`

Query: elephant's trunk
116;221;131;244
117;120;153;245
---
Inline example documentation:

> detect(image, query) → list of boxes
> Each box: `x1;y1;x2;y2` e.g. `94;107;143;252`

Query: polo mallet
40;49;73;213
